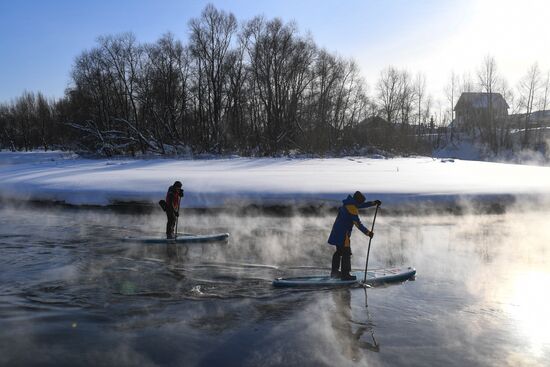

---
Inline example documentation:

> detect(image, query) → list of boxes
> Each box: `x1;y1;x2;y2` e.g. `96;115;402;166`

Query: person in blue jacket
328;191;381;280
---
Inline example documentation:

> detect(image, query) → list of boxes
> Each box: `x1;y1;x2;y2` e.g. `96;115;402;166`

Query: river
1;204;549;366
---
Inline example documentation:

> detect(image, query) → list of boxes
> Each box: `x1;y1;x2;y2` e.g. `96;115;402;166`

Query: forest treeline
0;5;548;157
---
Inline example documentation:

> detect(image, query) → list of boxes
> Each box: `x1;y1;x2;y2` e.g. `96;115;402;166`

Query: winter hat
174;181;183;188
353;191;366;204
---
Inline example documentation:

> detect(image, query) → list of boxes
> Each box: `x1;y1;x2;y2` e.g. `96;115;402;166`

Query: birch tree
518;63;541;147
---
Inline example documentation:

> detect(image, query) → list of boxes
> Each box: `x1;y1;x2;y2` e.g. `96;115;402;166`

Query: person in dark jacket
328;191;381;280
165;181;184;239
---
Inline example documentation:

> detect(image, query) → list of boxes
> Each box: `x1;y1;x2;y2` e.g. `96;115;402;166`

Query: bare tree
445;71;458;122
98;33;147;153
538;70;550;113
310;49;341;150
444;71;459;141
1;4;444;157
461;72;475;93
398;70;414;125
142;33;191;152
518;63;541;147
377;66;402;124
477;55;501;152
243;16;315;153
189;4;238;152
414;72;426;126
36;93;53;150
224;35;249;151
478;56;499;94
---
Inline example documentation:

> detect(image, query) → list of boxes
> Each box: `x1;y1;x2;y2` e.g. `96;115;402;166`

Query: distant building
530;110;550;123
508;110;550;128
453;92;509;129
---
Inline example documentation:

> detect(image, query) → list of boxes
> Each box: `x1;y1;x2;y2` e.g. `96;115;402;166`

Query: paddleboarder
328;191;381;280
164;181;184;239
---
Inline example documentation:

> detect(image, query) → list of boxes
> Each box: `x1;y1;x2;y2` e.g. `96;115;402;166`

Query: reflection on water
0;205;549;366
331;288;379;363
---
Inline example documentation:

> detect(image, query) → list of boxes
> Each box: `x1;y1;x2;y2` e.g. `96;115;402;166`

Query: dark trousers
166;210;177;238
332;246;352;274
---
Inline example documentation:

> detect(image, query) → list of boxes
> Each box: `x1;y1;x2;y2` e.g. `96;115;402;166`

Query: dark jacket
165;185;183;213
328;195;376;247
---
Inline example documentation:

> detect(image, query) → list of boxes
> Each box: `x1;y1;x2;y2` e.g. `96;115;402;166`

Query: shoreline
1;193;540;216
2;152;550;216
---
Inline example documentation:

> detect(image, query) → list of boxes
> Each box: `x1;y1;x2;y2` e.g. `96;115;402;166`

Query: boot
331;250;341;278
341;273;356;281
341;247;356;280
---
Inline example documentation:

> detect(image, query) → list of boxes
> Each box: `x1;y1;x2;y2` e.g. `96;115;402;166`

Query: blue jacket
328;195;376;247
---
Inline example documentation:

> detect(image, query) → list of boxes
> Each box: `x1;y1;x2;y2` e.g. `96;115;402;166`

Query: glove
374;200;382;206
367;230;374;238
175;211;179;217
179;189;184;197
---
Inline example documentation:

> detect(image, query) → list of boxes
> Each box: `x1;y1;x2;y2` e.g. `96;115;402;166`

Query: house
452;92;509;130
508;110;550;128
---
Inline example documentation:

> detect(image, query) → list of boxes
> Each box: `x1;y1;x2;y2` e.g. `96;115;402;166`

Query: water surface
0;205;549;366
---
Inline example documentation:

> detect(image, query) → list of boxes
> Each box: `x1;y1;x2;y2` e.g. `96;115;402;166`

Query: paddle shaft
363;204;380;283
175;200;181;239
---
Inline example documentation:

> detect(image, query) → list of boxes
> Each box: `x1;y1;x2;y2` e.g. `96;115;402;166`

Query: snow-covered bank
1;151;550;208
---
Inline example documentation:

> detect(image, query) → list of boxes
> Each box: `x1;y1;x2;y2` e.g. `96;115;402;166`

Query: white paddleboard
124;233;229;244
272;266;416;287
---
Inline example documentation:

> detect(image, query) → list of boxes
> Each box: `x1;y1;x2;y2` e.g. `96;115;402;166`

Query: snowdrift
1;151;550;208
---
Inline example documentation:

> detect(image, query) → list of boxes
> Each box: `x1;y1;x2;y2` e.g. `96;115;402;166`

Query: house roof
454;92;509;111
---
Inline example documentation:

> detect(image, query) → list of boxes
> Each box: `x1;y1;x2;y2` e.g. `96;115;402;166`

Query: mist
1;198;549;366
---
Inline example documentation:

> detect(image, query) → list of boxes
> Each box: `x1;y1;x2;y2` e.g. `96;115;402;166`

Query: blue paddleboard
272;266;416;287
125;233;229;244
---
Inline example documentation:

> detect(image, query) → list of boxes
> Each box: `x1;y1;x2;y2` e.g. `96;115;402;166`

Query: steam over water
0;205;549;366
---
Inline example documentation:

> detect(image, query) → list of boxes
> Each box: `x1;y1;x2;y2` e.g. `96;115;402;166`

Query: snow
1;151;550;208
433;139;484;161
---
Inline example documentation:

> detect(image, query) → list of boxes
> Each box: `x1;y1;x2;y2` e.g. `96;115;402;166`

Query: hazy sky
1;0;549;104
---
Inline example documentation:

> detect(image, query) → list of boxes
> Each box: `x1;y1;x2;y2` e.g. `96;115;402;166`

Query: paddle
363;204;380;283
174;196;182;240
175;214;179;240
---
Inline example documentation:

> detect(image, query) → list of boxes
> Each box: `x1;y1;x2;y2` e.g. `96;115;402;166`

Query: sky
0;0;549;106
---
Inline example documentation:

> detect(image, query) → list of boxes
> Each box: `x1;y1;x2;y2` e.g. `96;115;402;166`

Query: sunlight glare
503;270;550;356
